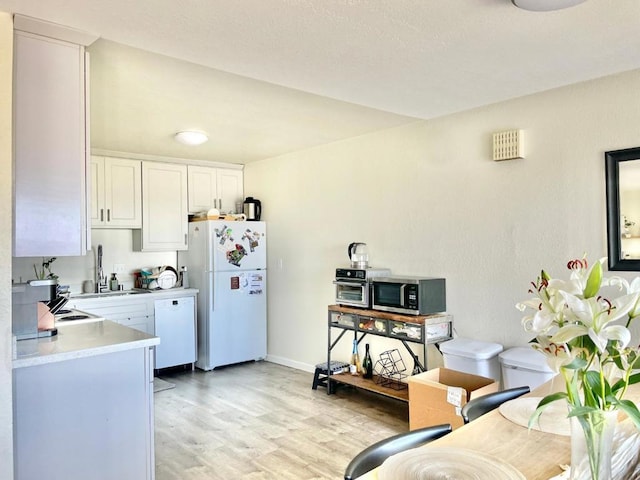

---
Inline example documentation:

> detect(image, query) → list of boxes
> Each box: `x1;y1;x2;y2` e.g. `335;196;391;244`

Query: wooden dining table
356;375;640;479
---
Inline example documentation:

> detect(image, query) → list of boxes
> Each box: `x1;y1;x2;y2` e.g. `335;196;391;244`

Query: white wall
245;68;640;373
12;230;176;294
0;12;14;479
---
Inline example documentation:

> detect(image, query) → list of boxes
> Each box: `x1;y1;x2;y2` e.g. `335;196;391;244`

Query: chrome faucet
96;244;108;293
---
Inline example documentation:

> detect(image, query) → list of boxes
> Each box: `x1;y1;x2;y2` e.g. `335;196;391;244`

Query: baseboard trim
265;355;315;373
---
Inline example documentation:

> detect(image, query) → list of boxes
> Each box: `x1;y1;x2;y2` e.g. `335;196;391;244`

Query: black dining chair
343;423;452;480
460;386;530;424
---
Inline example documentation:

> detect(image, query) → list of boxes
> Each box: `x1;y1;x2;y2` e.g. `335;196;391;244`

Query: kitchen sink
70;289;151;299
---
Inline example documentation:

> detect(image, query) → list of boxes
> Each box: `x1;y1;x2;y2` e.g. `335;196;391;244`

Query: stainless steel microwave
371;277;446;315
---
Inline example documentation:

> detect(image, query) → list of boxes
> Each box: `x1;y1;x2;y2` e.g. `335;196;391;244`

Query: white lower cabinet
69;290;198;369
67;296;154;334
13;346;155;480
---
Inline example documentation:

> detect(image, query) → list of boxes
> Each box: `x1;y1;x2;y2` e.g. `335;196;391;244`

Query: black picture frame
605;147;640;271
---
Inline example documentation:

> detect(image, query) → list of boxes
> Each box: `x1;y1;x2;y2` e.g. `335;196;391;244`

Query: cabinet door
13;32;88;256
90;156;105;226
91;156;142;228
68;298;154;334
217;169;244;214
187;165;217;213
135;162;188;251
14;348;154;480
104;157;142;228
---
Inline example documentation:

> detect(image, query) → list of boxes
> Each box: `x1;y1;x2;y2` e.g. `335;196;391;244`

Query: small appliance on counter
12;279;59;340
348;242;369;268
334;267;391;308
372;276;446;315
243;197;262;221
334;242;390;308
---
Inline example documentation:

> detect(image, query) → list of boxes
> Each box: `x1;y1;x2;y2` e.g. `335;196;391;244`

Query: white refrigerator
178;220;267;370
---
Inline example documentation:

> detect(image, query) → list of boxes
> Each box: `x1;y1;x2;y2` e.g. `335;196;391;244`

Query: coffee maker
12;279;59;340
243;197;262;221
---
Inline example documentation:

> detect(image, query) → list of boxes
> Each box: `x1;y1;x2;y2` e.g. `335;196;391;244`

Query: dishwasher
154;296;196;369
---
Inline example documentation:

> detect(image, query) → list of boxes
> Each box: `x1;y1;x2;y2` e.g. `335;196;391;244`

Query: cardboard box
408;367;499;430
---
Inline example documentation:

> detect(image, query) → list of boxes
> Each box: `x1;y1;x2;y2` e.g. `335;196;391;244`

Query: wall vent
493;130;524;161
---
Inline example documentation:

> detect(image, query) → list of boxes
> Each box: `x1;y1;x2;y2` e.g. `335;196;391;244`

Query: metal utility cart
324;304;453;401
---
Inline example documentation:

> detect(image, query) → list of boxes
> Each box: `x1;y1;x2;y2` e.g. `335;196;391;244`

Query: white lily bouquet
517;257;640;480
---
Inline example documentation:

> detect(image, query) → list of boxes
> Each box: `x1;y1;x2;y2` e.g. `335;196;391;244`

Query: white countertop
13;320;159;369
69;287;199;302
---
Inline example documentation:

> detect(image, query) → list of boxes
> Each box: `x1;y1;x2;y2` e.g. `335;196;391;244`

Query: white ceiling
2;0;640;164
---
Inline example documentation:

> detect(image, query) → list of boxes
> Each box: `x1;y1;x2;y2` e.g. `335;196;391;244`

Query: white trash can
439;338;504;383
499;347;555;390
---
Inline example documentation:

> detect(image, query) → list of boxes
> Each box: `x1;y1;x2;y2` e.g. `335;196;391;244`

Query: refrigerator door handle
207;270;214;312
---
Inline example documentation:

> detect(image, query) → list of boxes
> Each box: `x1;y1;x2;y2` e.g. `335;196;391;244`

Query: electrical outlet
113;264;126;274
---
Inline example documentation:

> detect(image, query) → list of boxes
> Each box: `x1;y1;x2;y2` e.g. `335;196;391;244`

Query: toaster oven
334;267;391;308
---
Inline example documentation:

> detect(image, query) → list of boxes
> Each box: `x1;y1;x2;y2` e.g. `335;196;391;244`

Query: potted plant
517;257;640;479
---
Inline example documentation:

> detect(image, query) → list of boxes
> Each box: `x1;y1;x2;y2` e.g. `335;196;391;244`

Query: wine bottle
362;343;373;379
350;339;361;375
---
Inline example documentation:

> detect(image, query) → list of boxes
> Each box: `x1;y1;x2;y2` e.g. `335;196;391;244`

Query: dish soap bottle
362;343;373;379
110;273;119;291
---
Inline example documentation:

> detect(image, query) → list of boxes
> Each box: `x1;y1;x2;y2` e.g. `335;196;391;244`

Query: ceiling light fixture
511;0;587;11
174;130;209;146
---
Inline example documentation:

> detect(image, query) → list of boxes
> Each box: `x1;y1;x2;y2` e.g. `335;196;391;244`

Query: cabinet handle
219;198;222;211
185;233;188;245
213;198;217;208
100;209;104;222
107;209;111;222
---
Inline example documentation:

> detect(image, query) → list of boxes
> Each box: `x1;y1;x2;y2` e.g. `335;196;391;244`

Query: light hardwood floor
154;361;408;479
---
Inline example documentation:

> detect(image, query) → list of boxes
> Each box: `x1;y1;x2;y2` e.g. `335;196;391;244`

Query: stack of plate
140;266;178;289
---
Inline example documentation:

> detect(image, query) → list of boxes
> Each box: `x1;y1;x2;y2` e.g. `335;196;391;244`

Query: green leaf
563;357;588;370
584;261;603;298
528;392;568;429
612;372;640;393
612;350;625;371
567;405;599;418
584;371;610;398
611;399;640;430
583;371;612;408
616;372;640;393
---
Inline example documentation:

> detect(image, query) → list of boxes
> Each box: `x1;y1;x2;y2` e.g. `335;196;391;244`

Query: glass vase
570;409;617;480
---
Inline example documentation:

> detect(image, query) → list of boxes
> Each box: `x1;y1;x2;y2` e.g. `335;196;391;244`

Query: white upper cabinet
13;24;95;257
91;156;142;228
187;165;217;213
187;165;243;214
217;168;244;214
133;161;188;251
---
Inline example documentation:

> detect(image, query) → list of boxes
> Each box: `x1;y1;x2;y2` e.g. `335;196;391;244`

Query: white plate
378;446;526;480
157;270;177;289
498;397;571;436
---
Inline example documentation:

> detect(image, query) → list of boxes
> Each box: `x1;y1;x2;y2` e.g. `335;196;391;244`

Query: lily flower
551;291;636;352
517;256;640;420
531;335;575;373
